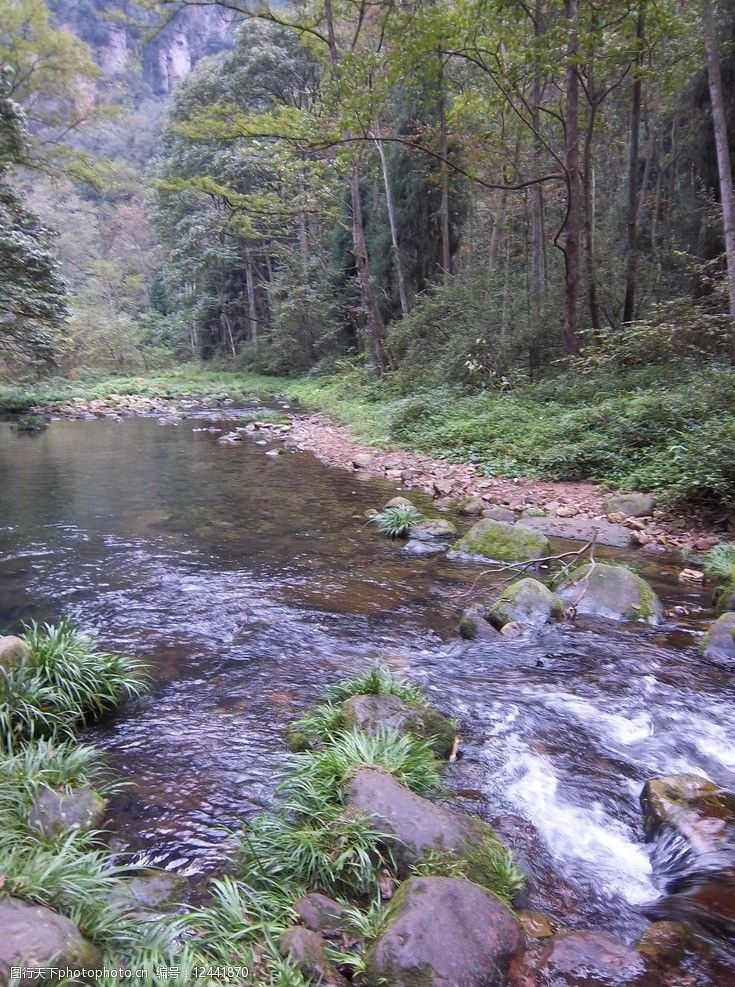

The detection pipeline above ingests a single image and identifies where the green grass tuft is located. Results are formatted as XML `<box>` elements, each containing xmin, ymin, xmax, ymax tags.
<box><xmin>325</xmin><ymin>665</ymin><xmax>428</xmax><ymax>707</ymax></box>
<box><xmin>702</xmin><ymin>542</ymin><xmax>735</xmax><ymax>581</ymax></box>
<box><xmin>368</xmin><ymin>504</ymin><xmax>425</xmax><ymax>538</ymax></box>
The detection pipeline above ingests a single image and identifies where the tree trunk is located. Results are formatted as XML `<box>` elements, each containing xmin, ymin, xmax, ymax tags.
<box><xmin>374</xmin><ymin>121</ymin><xmax>410</xmax><ymax>316</ymax></box>
<box><xmin>623</xmin><ymin>2</ymin><xmax>646</xmax><ymax>324</ymax></box>
<box><xmin>245</xmin><ymin>248</ymin><xmax>259</xmax><ymax>344</ymax></box>
<box><xmin>438</xmin><ymin>59</ymin><xmax>451</xmax><ymax>274</ymax></box>
<box><xmin>530</xmin><ymin>0</ymin><xmax>547</xmax><ymax>323</ymax></box>
<box><xmin>562</xmin><ymin>0</ymin><xmax>581</xmax><ymax>357</ymax></box>
<box><xmin>701</xmin><ymin>0</ymin><xmax>735</xmax><ymax>360</ymax></box>
<box><xmin>583</xmin><ymin>96</ymin><xmax>602</xmax><ymax>332</ymax></box>
<box><xmin>490</xmin><ymin>187</ymin><xmax>508</xmax><ymax>270</ymax></box>
<box><xmin>349</xmin><ymin>164</ymin><xmax>388</xmax><ymax>373</ymax></box>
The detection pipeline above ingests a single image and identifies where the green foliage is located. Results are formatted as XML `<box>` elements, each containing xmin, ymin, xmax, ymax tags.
<box><xmin>702</xmin><ymin>543</ymin><xmax>735</xmax><ymax>581</ymax></box>
<box><xmin>324</xmin><ymin>665</ymin><xmax>429</xmax><ymax>707</ymax></box>
<box><xmin>0</xmin><ymin>619</ymin><xmax>147</xmax><ymax>750</ymax></box>
<box><xmin>14</xmin><ymin>413</ymin><xmax>47</xmax><ymax>431</ymax></box>
<box><xmin>368</xmin><ymin>504</ymin><xmax>425</xmax><ymax>538</ymax></box>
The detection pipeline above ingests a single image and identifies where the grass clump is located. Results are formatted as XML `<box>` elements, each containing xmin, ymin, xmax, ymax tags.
<box><xmin>14</xmin><ymin>413</ymin><xmax>48</xmax><ymax>432</ymax></box>
<box><xmin>0</xmin><ymin>619</ymin><xmax>148</xmax><ymax>751</ymax></box>
<box><xmin>368</xmin><ymin>504</ymin><xmax>424</xmax><ymax>538</ymax></box>
<box><xmin>325</xmin><ymin>665</ymin><xmax>429</xmax><ymax>707</ymax></box>
<box><xmin>702</xmin><ymin>542</ymin><xmax>735</xmax><ymax>581</ymax></box>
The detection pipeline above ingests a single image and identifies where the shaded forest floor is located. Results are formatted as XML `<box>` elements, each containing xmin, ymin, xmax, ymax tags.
<box><xmin>1</xmin><ymin>363</ymin><xmax>733</xmax><ymax>549</ymax></box>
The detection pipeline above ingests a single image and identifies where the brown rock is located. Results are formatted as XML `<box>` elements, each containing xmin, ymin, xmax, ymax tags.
<box><xmin>294</xmin><ymin>893</ymin><xmax>349</xmax><ymax>937</ymax></box>
<box><xmin>535</xmin><ymin>931</ymin><xmax>654</xmax><ymax>986</ymax></box>
<box><xmin>637</xmin><ymin>921</ymin><xmax>691</xmax><ymax>967</ymax></box>
<box><xmin>641</xmin><ymin>774</ymin><xmax>734</xmax><ymax>854</ymax></box>
<box><xmin>278</xmin><ymin>926</ymin><xmax>347</xmax><ymax>986</ymax></box>
<box><xmin>0</xmin><ymin>635</ymin><xmax>31</xmax><ymax>671</ymax></box>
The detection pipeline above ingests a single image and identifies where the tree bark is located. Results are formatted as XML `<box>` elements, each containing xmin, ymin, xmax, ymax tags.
<box><xmin>622</xmin><ymin>2</ymin><xmax>646</xmax><ymax>324</ymax></box>
<box><xmin>701</xmin><ymin>0</ymin><xmax>735</xmax><ymax>360</ymax></box>
<box><xmin>245</xmin><ymin>248</ymin><xmax>259</xmax><ymax>344</ymax></box>
<box><xmin>349</xmin><ymin>165</ymin><xmax>389</xmax><ymax>372</ymax></box>
<box><xmin>562</xmin><ymin>0</ymin><xmax>581</xmax><ymax>357</ymax></box>
<box><xmin>530</xmin><ymin>0</ymin><xmax>547</xmax><ymax>323</ymax></box>
<box><xmin>438</xmin><ymin>59</ymin><xmax>451</xmax><ymax>274</ymax></box>
<box><xmin>374</xmin><ymin>120</ymin><xmax>410</xmax><ymax>316</ymax></box>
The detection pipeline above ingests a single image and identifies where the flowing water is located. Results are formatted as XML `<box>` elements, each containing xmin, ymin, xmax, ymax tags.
<box><xmin>1</xmin><ymin>412</ymin><xmax>733</xmax><ymax>980</ymax></box>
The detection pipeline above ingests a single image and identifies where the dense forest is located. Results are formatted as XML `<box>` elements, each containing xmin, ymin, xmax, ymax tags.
<box><xmin>2</xmin><ymin>0</ymin><xmax>735</xmax><ymax>508</ymax></box>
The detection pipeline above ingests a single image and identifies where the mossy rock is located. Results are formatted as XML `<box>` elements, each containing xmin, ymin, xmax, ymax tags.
<box><xmin>450</xmin><ymin>519</ymin><xmax>550</xmax><ymax>563</ymax></box>
<box><xmin>341</xmin><ymin>693</ymin><xmax>456</xmax><ymax>758</ymax></box>
<box><xmin>700</xmin><ymin>611</ymin><xmax>735</xmax><ymax>663</ymax></box>
<box><xmin>285</xmin><ymin>723</ymin><xmax>314</xmax><ymax>752</ymax></box>
<box><xmin>557</xmin><ymin>563</ymin><xmax>663</xmax><ymax>624</ymax></box>
<box><xmin>385</xmin><ymin>496</ymin><xmax>415</xmax><ymax>510</ymax></box>
<box><xmin>0</xmin><ymin>898</ymin><xmax>101</xmax><ymax>978</ymax></box>
<box><xmin>458</xmin><ymin>607</ymin><xmax>501</xmax><ymax>641</ymax></box>
<box><xmin>28</xmin><ymin>786</ymin><xmax>106</xmax><ymax>838</ymax></box>
<box><xmin>713</xmin><ymin>571</ymin><xmax>735</xmax><ymax>614</ymax></box>
<box><xmin>488</xmin><ymin>578</ymin><xmax>564</xmax><ymax>629</ymax></box>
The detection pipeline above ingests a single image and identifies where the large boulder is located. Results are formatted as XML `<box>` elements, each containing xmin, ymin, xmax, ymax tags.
<box><xmin>604</xmin><ymin>492</ymin><xmax>655</xmax><ymax>518</ymax></box>
<box><xmin>28</xmin><ymin>786</ymin><xmax>106</xmax><ymax>839</ymax></box>
<box><xmin>700</xmin><ymin>611</ymin><xmax>735</xmax><ymax>662</ymax></box>
<box><xmin>521</xmin><ymin>516</ymin><xmax>634</xmax><ymax>549</ymax></box>
<box><xmin>0</xmin><ymin>636</ymin><xmax>31</xmax><ymax>672</ymax></box>
<box><xmin>341</xmin><ymin>694</ymin><xmax>456</xmax><ymax>758</ymax></box>
<box><xmin>488</xmin><ymin>578</ymin><xmax>564</xmax><ymax>629</ymax></box>
<box><xmin>345</xmin><ymin>768</ymin><xmax>519</xmax><ymax>892</ymax></box>
<box><xmin>640</xmin><ymin>774</ymin><xmax>734</xmax><ymax>855</ymax></box>
<box><xmin>294</xmin><ymin>893</ymin><xmax>349</xmax><ymax>938</ymax></box>
<box><xmin>278</xmin><ymin>926</ymin><xmax>347</xmax><ymax>986</ymax></box>
<box><xmin>450</xmin><ymin>520</ymin><xmax>550</xmax><ymax>564</ymax></box>
<box><xmin>557</xmin><ymin>564</ymin><xmax>663</xmax><ymax>624</ymax></box>
<box><xmin>531</xmin><ymin>931</ymin><xmax>654</xmax><ymax>986</ymax></box>
<box><xmin>0</xmin><ymin>897</ymin><xmax>100</xmax><ymax>984</ymax></box>
<box><xmin>362</xmin><ymin>876</ymin><xmax>521</xmax><ymax>987</ymax></box>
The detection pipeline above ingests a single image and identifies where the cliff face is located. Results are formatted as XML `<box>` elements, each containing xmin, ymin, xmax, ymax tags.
<box><xmin>53</xmin><ymin>1</ymin><xmax>236</xmax><ymax>93</ymax></box>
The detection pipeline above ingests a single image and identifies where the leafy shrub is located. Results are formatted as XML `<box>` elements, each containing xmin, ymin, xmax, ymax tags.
<box><xmin>14</xmin><ymin>414</ymin><xmax>48</xmax><ymax>432</ymax></box>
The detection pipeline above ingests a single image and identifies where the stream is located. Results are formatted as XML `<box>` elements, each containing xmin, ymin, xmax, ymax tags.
<box><xmin>1</xmin><ymin>410</ymin><xmax>733</xmax><ymax>982</ymax></box>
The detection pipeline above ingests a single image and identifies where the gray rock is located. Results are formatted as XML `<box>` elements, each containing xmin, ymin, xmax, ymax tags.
<box><xmin>604</xmin><ymin>492</ymin><xmax>656</xmax><ymax>518</ymax></box>
<box><xmin>353</xmin><ymin>453</ymin><xmax>375</xmax><ymax>468</ymax></box>
<box><xmin>0</xmin><ymin>897</ymin><xmax>100</xmax><ymax>983</ymax></box>
<box><xmin>533</xmin><ymin>931</ymin><xmax>652</xmax><ymax>987</ymax></box>
<box><xmin>450</xmin><ymin>519</ymin><xmax>550</xmax><ymax>563</ymax></box>
<box><xmin>409</xmin><ymin>519</ymin><xmax>457</xmax><ymax>542</ymax></box>
<box><xmin>0</xmin><ymin>635</ymin><xmax>31</xmax><ymax>671</ymax></box>
<box><xmin>363</xmin><ymin>876</ymin><xmax>521</xmax><ymax>987</ymax></box>
<box><xmin>458</xmin><ymin>607</ymin><xmax>502</xmax><ymax>642</ymax></box>
<box><xmin>106</xmin><ymin>869</ymin><xmax>186</xmax><ymax>914</ymax></box>
<box><xmin>457</xmin><ymin>496</ymin><xmax>485</xmax><ymax>516</ymax></box>
<box><xmin>341</xmin><ymin>694</ymin><xmax>455</xmax><ymax>758</ymax></box>
<box><xmin>403</xmin><ymin>539</ymin><xmax>446</xmax><ymax>557</ymax></box>
<box><xmin>28</xmin><ymin>786</ymin><xmax>106</xmax><ymax>838</ymax></box>
<box><xmin>385</xmin><ymin>496</ymin><xmax>415</xmax><ymax>509</ymax></box>
<box><xmin>557</xmin><ymin>563</ymin><xmax>663</xmax><ymax>624</ymax></box>
<box><xmin>294</xmin><ymin>893</ymin><xmax>349</xmax><ymax>937</ymax></box>
<box><xmin>488</xmin><ymin>578</ymin><xmax>564</xmax><ymax>629</ymax></box>
<box><xmin>640</xmin><ymin>774</ymin><xmax>734</xmax><ymax>855</ymax></box>
<box><xmin>345</xmin><ymin>768</ymin><xmax>515</xmax><ymax>889</ymax></box>
<box><xmin>482</xmin><ymin>507</ymin><xmax>516</xmax><ymax>523</ymax></box>
<box><xmin>701</xmin><ymin>611</ymin><xmax>735</xmax><ymax>662</ymax></box>
<box><xmin>521</xmin><ymin>515</ymin><xmax>634</xmax><ymax>548</ymax></box>
<box><xmin>278</xmin><ymin>926</ymin><xmax>347</xmax><ymax>986</ymax></box>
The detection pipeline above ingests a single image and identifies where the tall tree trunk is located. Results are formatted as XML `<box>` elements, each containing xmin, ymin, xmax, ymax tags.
<box><xmin>438</xmin><ymin>59</ymin><xmax>451</xmax><ymax>274</ymax></box>
<box><xmin>490</xmin><ymin>187</ymin><xmax>508</xmax><ymax>270</ymax></box>
<box><xmin>623</xmin><ymin>2</ymin><xmax>646</xmax><ymax>324</ymax></box>
<box><xmin>701</xmin><ymin>0</ymin><xmax>735</xmax><ymax>360</ymax></box>
<box><xmin>530</xmin><ymin>0</ymin><xmax>547</xmax><ymax>323</ymax></box>
<box><xmin>374</xmin><ymin>121</ymin><xmax>410</xmax><ymax>316</ymax></box>
<box><xmin>245</xmin><ymin>248</ymin><xmax>259</xmax><ymax>344</ymax></box>
<box><xmin>349</xmin><ymin>165</ymin><xmax>388</xmax><ymax>372</ymax></box>
<box><xmin>583</xmin><ymin>97</ymin><xmax>602</xmax><ymax>332</ymax></box>
<box><xmin>562</xmin><ymin>0</ymin><xmax>581</xmax><ymax>357</ymax></box>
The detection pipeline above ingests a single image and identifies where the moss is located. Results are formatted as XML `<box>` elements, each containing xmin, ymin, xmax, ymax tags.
<box><xmin>488</xmin><ymin>577</ymin><xmax>564</xmax><ymax>628</ymax></box>
<box><xmin>452</xmin><ymin>519</ymin><xmax>550</xmax><ymax>563</ymax></box>
<box><xmin>636</xmin><ymin>580</ymin><xmax>658</xmax><ymax>621</ymax></box>
<box><xmin>713</xmin><ymin>571</ymin><xmax>735</xmax><ymax>614</ymax></box>
<box><xmin>458</xmin><ymin>614</ymin><xmax>479</xmax><ymax>640</ymax></box>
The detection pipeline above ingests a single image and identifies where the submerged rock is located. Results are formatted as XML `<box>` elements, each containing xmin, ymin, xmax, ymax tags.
<box><xmin>640</xmin><ymin>773</ymin><xmax>734</xmax><ymax>855</ymax></box>
<box><xmin>345</xmin><ymin>768</ymin><xmax>519</xmax><ymax>891</ymax></box>
<box><xmin>700</xmin><ymin>611</ymin><xmax>735</xmax><ymax>662</ymax></box>
<box><xmin>604</xmin><ymin>492</ymin><xmax>655</xmax><ymax>518</ymax></box>
<box><xmin>409</xmin><ymin>519</ymin><xmax>457</xmax><ymax>542</ymax></box>
<box><xmin>521</xmin><ymin>515</ymin><xmax>634</xmax><ymax>549</ymax></box>
<box><xmin>0</xmin><ymin>635</ymin><xmax>31</xmax><ymax>671</ymax></box>
<box><xmin>28</xmin><ymin>786</ymin><xmax>106</xmax><ymax>838</ymax></box>
<box><xmin>637</xmin><ymin>921</ymin><xmax>691</xmax><ymax>967</ymax></box>
<box><xmin>106</xmin><ymin>868</ymin><xmax>186</xmax><ymax>914</ymax></box>
<box><xmin>530</xmin><ymin>931</ymin><xmax>653</xmax><ymax>986</ymax></box>
<box><xmin>0</xmin><ymin>897</ymin><xmax>100</xmax><ymax>980</ymax></box>
<box><xmin>450</xmin><ymin>519</ymin><xmax>550</xmax><ymax>564</ymax></box>
<box><xmin>403</xmin><ymin>539</ymin><xmax>446</xmax><ymax>557</ymax></box>
<box><xmin>278</xmin><ymin>926</ymin><xmax>347</xmax><ymax>986</ymax></box>
<box><xmin>458</xmin><ymin>606</ymin><xmax>502</xmax><ymax>642</ymax></box>
<box><xmin>362</xmin><ymin>876</ymin><xmax>521</xmax><ymax>987</ymax></box>
<box><xmin>488</xmin><ymin>578</ymin><xmax>564</xmax><ymax>629</ymax></box>
<box><xmin>341</xmin><ymin>694</ymin><xmax>455</xmax><ymax>758</ymax></box>
<box><xmin>557</xmin><ymin>563</ymin><xmax>663</xmax><ymax>624</ymax></box>
<box><xmin>294</xmin><ymin>893</ymin><xmax>349</xmax><ymax>937</ymax></box>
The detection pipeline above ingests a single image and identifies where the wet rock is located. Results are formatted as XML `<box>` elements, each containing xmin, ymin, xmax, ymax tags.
<box><xmin>294</xmin><ymin>893</ymin><xmax>349</xmax><ymax>937</ymax></box>
<box><xmin>0</xmin><ymin>635</ymin><xmax>31</xmax><ymax>671</ymax></box>
<box><xmin>403</xmin><ymin>539</ymin><xmax>446</xmax><ymax>557</ymax></box>
<box><xmin>521</xmin><ymin>515</ymin><xmax>634</xmax><ymax>549</ymax></box>
<box><xmin>409</xmin><ymin>519</ymin><xmax>457</xmax><ymax>541</ymax></box>
<box><xmin>0</xmin><ymin>897</ymin><xmax>100</xmax><ymax>981</ymax></box>
<box><xmin>483</xmin><ymin>507</ymin><xmax>517</xmax><ymax>523</ymax></box>
<box><xmin>217</xmin><ymin>432</ymin><xmax>242</xmax><ymax>445</ymax></box>
<box><xmin>457</xmin><ymin>496</ymin><xmax>485</xmax><ymax>516</ymax></box>
<box><xmin>604</xmin><ymin>492</ymin><xmax>656</xmax><ymax>518</ymax></box>
<box><xmin>450</xmin><ymin>519</ymin><xmax>550</xmax><ymax>564</ymax></box>
<box><xmin>640</xmin><ymin>774</ymin><xmax>734</xmax><ymax>854</ymax></box>
<box><xmin>341</xmin><ymin>694</ymin><xmax>456</xmax><ymax>758</ymax></box>
<box><xmin>637</xmin><ymin>921</ymin><xmax>691</xmax><ymax>967</ymax></box>
<box><xmin>353</xmin><ymin>453</ymin><xmax>375</xmax><ymax>468</ymax></box>
<box><xmin>106</xmin><ymin>868</ymin><xmax>186</xmax><ymax>914</ymax></box>
<box><xmin>345</xmin><ymin>768</ymin><xmax>517</xmax><ymax>889</ymax></box>
<box><xmin>458</xmin><ymin>606</ymin><xmax>502</xmax><ymax>642</ymax></box>
<box><xmin>526</xmin><ymin>931</ymin><xmax>653</xmax><ymax>986</ymax></box>
<box><xmin>28</xmin><ymin>786</ymin><xmax>106</xmax><ymax>838</ymax></box>
<box><xmin>488</xmin><ymin>578</ymin><xmax>564</xmax><ymax>629</ymax></box>
<box><xmin>278</xmin><ymin>926</ymin><xmax>348</xmax><ymax>986</ymax></box>
<box><xmin>385</xmin><ymin>496</ymin><xmax>415</xmax><ymax>509</ymax></box>
<box><xmin>557</xmin><ymin>563</ymin><xmax>663</xmax><ymax>624</ymax></box>
<box><xmin>362</xmin><ymin>876</ymin><xmax>521</xmax><ymax>987</ymax></box>
<box><xmin>701</xmin><ymin>611</ymin><xmax>735</xmax><ymax>662</ymax></box>
<box><xmin>517</xmin><ymin>911</ymin><xmax>559</xmax><ymax>941</ymax></box>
